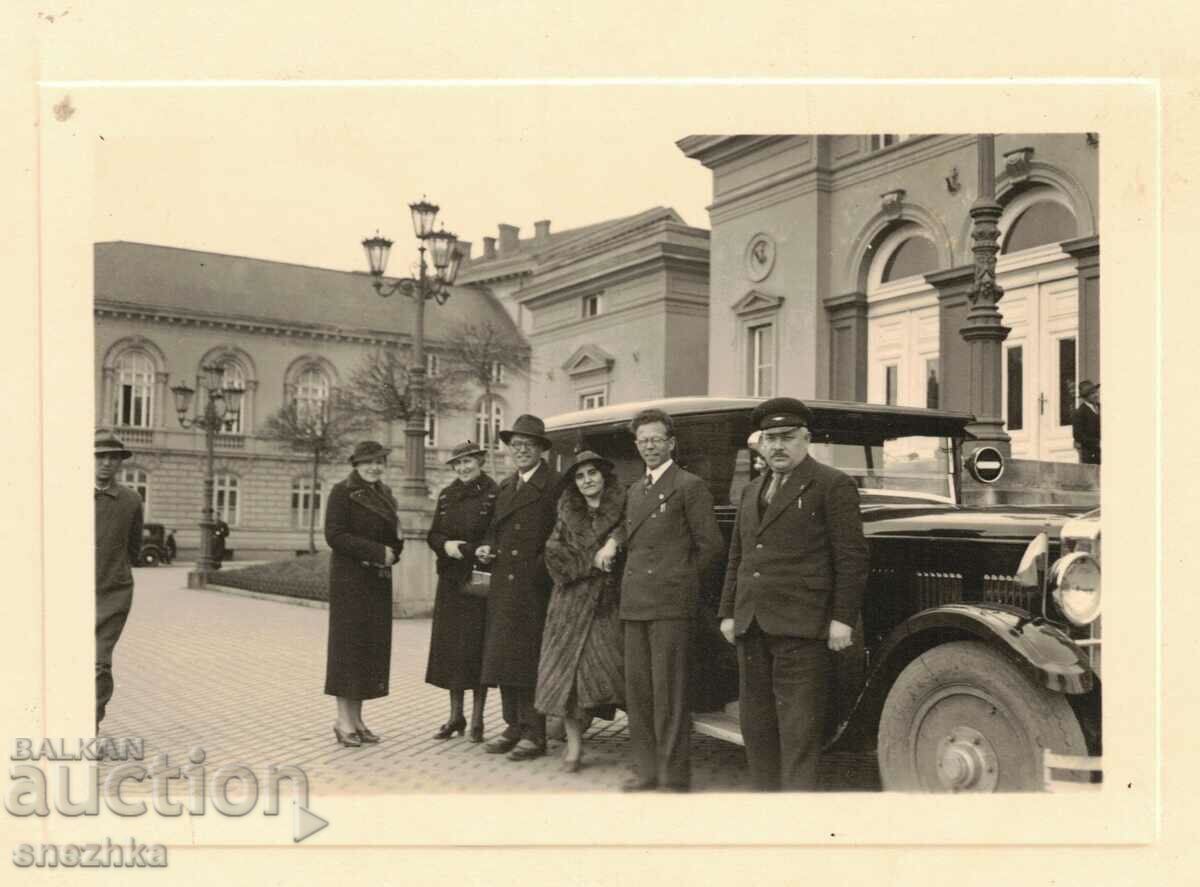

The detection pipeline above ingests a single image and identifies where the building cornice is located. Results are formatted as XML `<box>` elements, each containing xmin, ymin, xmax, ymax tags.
<box><xmin>516</xmin><ymin>244</ymin><xmax>708</xmax><ymax>307</ymax></box>
<box><xmin>677</xmin><ymin>135</ymin><xmax>795</xmax><ymax>168</ymax></box>
<box><xmin>709</xmin><ymin>168</ymin><xmax>833</xmax><ymax>226</ymax></box>
<box><xmin>95</xmin><ymin>300</ymin><xmax>426</xmax><ymax>347</ymax></box>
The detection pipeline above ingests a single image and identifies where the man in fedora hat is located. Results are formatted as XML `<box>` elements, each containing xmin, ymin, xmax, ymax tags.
<box><xmin>474</xmin><ymin>414</ymin><xmax>561</xmax><ymax>760</ymax></box>
<box><xmin>1072</xmin><ymin>380</ymin><xmax>1101</xmax><ymax>465</ymax></box>
<box><xmin>94</xmin><ymin>430</ymin><xmax>144</xmax><ymax>733</ymax></box>
<box><xmin>718</xmin><ymin>397</ymin><xmax>868</xmax><ymax>791</ymax></box>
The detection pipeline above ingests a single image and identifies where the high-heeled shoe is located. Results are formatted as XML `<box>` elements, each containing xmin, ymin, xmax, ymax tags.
<box><xmin>355</xmin><ymin>725</ymin><xmax>380</xmax><ymax>743</ymax></box>
<box><xmin>333</xmin><ymin>725</ymin><xmax>362</xmax><ymax>748</ymax></box>
<box><xmin>433</xmin><ymin>716</ymin><xmax>467</xmax><ymax>740</ymax></box>
<box><xmin>467</xmin><ymin>723</ymin><xmax>484</xmax><ymax>743</ymax></box>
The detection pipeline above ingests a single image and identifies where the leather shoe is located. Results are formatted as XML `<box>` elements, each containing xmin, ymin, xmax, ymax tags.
<box><xmin>355</xmin><ymin>726</ymin><xmax>380</xmax><ymax>744</ymax></box>
<box><xmin>506</xmin><ymin>742</ymin><xmax>546</xmax><ymax>761</ymax></box>
<box><xmin>620</xmin><ymin>776</ymin><xmax>658</xmax><ymax>792</ymax></box>
<box><xmin>484</xmin><ymin>735</ymin><xmax>520</xmax><ymax>755</ymax></box>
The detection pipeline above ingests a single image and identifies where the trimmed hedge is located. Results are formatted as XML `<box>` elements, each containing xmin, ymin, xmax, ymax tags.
<box><xmin>208</xmin><ymin>552</ymin><xmax>331</xmax><ymax>602</ymax></box>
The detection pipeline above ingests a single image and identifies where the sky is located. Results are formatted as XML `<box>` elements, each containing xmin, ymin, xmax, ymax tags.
<box><xmin>85</xmin><ymin>86</ymin><xmax>715</xmax><ymax>273</ymax></box>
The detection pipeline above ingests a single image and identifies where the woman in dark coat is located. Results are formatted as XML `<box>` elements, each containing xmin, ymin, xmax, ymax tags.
<box><xmin>535</xmin><ymin>450</ymin><xmax>627</xmax><ymax>772</ymax></box>
<box><xmin>425</xmin><ymin>441</ymin><xmax>498</xmax><ymax>741</ymax></box>
<box><xmin>324</xmin><ymin>440</ymin><xmax>404</xmax><ymax>747</ymax></box>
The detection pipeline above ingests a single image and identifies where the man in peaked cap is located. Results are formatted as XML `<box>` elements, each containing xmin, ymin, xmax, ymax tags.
<box><xmin>94</xmin><ymin>430</ymin><xmax>144</xmax><ymax>734</ymax></box>
<box><xmin>1072</xmin><ymin>380</ymin><xmax>1101</xmax><ymax>465</ymax></box>
<box><xmin>717</xmin><ymin>397</ymin><xmax>869</xmax><ymax>791</ymax></box>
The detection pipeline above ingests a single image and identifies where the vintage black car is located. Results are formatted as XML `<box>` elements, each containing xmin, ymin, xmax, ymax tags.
<box><xmin>544</xmin><ymin>396</ymin><xmax>1102</xmax><ymax>792</ymax></box>
<box><xmin>139</xmin><ymin>522</ymin><xmax>170</xmax><ymax>567</ymax></box>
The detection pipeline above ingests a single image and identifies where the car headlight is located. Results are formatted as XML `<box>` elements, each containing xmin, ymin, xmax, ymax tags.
<box><xmin>1050</xmin><ymin>552</ymin><xmax>1101</xmax><ymax>626</ymax></box>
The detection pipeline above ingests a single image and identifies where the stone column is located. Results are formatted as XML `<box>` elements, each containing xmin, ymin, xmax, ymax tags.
<box><xmin>960</xmin><ymin>135</ymin><xmax>1011</xmax><ymax>455</ymax></box>
<box><xmin>823</xmin><ymin>291</ymin><xmax>867</xmax><ymax>401</ymax></box>
<box><xmin>926</xmin><ymin>266</ymin><xmax>975</xmax><ymax>414</ymax></box>
<box><xmin>1062</xmin><ymin>235</ymin><xmax>1100</xmax><ymax>384</ymax></box>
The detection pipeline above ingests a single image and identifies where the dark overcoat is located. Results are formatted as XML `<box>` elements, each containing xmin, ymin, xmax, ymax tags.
<box><xmin>718</xmin><ymin>455</ymin><xmax>869</xmax><ymax>638</ymax></box>
<box><xmin>424</xmin><ymin>472</ymin><xmax>499</xmax><ymax>690</ymax></box>
<box><xmin>1072</xmin><ymin>403</ymin><xmax>1101</xmax><ymax>464</ymax></box>
<box><xmin>324</xmin><ymin>470</ymin><xmax>403</xmax><ymax>700</ymax></box>
<box><xmin>534</xmin><ymin>481</ymin><xmax>626</xmax><ymax>720</ymax></box>
<box><xmin>479</xmin><ymin>460</ymin><xmax>560</xmax><ymax>689</ymax></box>
<box><xmin>617</xmin><ymin>463</ymin><xmax>725</xmax><ymax>621</ymax></box>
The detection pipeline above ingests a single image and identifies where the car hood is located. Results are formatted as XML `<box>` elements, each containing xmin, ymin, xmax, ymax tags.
<box><xmin>861</xmin><ymin>503</ymin><xmax>1085</xmax><ymax>542</ymax></box>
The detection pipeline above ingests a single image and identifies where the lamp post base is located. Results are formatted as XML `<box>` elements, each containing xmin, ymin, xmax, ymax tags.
<box><xmin>187</xmin><ymin>569</ymin><xmax>211</xmax><ymax>589</ymax></box>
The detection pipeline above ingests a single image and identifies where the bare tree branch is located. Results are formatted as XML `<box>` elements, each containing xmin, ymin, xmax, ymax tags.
<box><xmin>342</xmin><ymin>347</ymin><xmax>469</xmax><ymax>422</ymax></box>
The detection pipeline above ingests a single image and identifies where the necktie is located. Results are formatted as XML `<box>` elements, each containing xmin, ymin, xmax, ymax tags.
<box><xmin>645</xmin><ymin>473</ymin><xmax>654</xmax><ymax>495</ymax></box>
<box><xmin>763</xmin><ymin>472</ymin><xmax>783</xmax><ymax>505</ymax></box>
<box><xmin>515</xmin><ymin>474</ymin><xmax>523</xmax><ymax>492</ymax></box>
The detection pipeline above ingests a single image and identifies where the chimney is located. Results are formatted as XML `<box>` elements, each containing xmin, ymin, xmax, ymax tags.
<box><xmin>534</xmin><ymin>219</ymin><xmax>551</xmax><ymax>243</ymax></box>
<box><xmin>498</xmin><ymin>224</ymin><xmax>520</xmax><ymax>253</ymax></box>
<box><xmin>483</xmin><ymin>236</ymin><xmax>497</xmax><ymax>259</ymax></box>
<box><xmin>456</xmin><ymin>240</ymin><xmax>473</xmax><ymax>262</ymax></box>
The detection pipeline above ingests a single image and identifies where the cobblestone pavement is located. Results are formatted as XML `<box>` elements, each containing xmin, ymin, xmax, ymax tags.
<box><xmin>100</xmin><ymin>566</ymin><xmax>880</xmax><ymax>796</ymax></box>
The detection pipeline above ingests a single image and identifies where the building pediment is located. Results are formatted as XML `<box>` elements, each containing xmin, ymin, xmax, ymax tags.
<box><xmin>731</xmin><ymin>289</ymin><xmax>785</xmax><ymax>316</ymax></box>
<box><xmin>562</xmin><ymin>344</ymin><xmax>615</xmax><ymax>377</ymax></box>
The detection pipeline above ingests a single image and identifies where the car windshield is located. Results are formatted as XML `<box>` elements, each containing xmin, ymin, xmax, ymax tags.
<box><xmin>547</xmin><ymin>416</ymin><xmax>955</xmax><ymax>506</ymax></box>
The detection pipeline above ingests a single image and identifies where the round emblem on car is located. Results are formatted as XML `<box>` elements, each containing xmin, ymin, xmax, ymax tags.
<box><xmin>966</xmin><ymin>446</ymin><xmax>1005</xmax><ymax>484</ymax></box>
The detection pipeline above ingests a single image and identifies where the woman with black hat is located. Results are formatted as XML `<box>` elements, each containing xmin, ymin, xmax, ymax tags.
<box><xmin>325</xmin><ymin>440</ymin><xmax>404</xmax><ymax>747</ymax></box>
<box><xmin>534</xmin><ymin>450</ymin><xmax>627</xmax><ymax>772</ymax></box>
<box><xmin>425</xmin><ymin>441</ymin><xmax>499</xmax><ymax>741</ymax></box>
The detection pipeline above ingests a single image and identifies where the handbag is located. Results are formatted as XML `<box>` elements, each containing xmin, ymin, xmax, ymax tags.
<box><xmin>462</xmin><ymin>569</ymin><xmax>491</xmax><ymax>599</ymax></box>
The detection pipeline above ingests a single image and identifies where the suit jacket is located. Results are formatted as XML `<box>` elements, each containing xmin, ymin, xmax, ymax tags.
<box><xmin>1072</xmin><ymin>403</ymin><xmax>1101</xmax><ymax>462</ymax></box>
<box><xmin>718</xmin><ymin>455</ymin><xmax>869</xmax><ymax>639</ymax></box>
<box><xmin>616</xmin><ymin>462</ymin><xmax>724</xmax><ymax>621</ymax></box>
<box><xmin>479</xmin><ymin>460</ymin><xmax>561</xmax><ymax>686</ymax></box>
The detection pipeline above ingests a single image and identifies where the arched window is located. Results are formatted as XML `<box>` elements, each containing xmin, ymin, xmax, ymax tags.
<box><xmin>113</xmin><ymin>352</ymin><xmax>156</xmax><ymax>428</ymax></box>
<box><xmin>475</xmin><ymin>398</ymin><xmax>505</xmax><ymax>449</ymax></box>
<box><xmin>213</xmin><ymin>362</ymin><xmax>246</xmax><ymax>434</ymax></box>
<box><xmin>1002</xmin><ymin>200</ymin><xmax>1078</xmax><ymax>254</ymax></box>
<box><xmin>213</xmin><ymin>473</ymin><xmax>240</xmax><ymax>525</ymax></box>
<box><xmin>295</xmin><ymin>367</ymin><xmax>329</xmax><ymax>423</ymax></box>
<box><xmin>881</xmin><ymin>236</ymin><xmax>939</xmax><ymax>283</ymax></box>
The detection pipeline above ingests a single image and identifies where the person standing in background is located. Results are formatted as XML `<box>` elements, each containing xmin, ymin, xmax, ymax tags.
<box><xmin>1072</xmin><ymin>380</ymin><xmax>1101</xmax><ymax>465</ymax></box>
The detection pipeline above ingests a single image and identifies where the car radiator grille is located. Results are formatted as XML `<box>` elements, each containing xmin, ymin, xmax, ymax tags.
<box><xmin>981</xmin><ymin>573</ymin><xmax>1038</xmax><ymax>608</ymax></box>
<box><xmin>914</xmin><ymin>571</ymin><xmax>964</xmax><ymax>609</ymax></box>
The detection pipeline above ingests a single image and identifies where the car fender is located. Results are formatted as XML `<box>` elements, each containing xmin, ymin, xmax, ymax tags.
<box><xmin>874</xmin><ymin>603</ymin><xmax>1093</xmax><ymax>695</ymax></box>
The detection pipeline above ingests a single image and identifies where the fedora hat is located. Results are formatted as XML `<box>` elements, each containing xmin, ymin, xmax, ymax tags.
<box><xmin>445</xmin><ymin>440</ymin><xmax>488</xmax><ymax>465</ymax></box>
<box><xmin>349</xmin><ymin>440</ymin><xmax>391</xmax><ymax>465</ymax></box>
<box><xmin>1078</xmin><ymin>380</ymin><xmax>1100</xmax><ymax>397</ymax></box>
<box><xmin>498</xmin><ymin>414</ymin><xmax>550</xmax><ymax>448</ymax></box>
<box><xmin>563</xmin><ymin>448</ymin><xmax>615</xmax><ymax>478</ymax></box>
<box><xmin>94</xmin><ymin>430</ymin><xmax>132</xmax><ymax>460</ymax></box>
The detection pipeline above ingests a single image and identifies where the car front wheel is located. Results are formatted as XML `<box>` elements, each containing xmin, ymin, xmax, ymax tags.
<box><xmin>140</xmin><ymin>550</ymin><xmax>159</xmax><ymax>567</ymax></box>
<box><xmin>877</xmin><ymin>640</ymin><xmax>1087</xmax><ymax>792</ymax></box>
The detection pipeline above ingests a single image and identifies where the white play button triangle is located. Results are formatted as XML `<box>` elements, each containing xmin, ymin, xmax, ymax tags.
<box><xmin>293</xmin><ymin>803</ymin><xmax>329</xmax><ymax>843</ymax></box>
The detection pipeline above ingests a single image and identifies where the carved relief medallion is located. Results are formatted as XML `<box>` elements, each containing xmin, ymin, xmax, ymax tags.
<box><xmin>744</xmin><ymin>232</ymin><xmax>776</xmax><ymax>282</ymax></box>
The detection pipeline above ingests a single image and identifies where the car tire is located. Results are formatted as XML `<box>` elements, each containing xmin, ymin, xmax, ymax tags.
<box><xmin>140</xmin><ymin>551</ymin><xmax>159</xmax><ymax>567</ymax></box>
<box><xmin>877</xmin><ymin>640</ymin><xmax>1087</xmax><ymax>792</ymax></box>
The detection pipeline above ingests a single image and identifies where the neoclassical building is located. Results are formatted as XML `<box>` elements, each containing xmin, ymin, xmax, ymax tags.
<box><xmin>455</xmin><ymin>206</ymin><xmax>711</xmax><ymax>416</ymax></box>
<box><xmin>678</xmin><ymin>134</ymin><xmax>1099</xmax><ymax>466</ymax></box>
<box><xmin>95</xmin><ymin>241</ymin><xmax>527</xmax><ymax>559</ymax></box>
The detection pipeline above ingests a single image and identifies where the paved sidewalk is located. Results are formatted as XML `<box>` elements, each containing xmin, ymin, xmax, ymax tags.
<box><xmin>100</xmin><ymin>567</ymin><xmax>878</xmax><ymax>795</ymax></box>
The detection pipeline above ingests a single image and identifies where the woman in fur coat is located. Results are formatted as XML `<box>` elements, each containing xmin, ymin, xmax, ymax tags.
<box><xmin>535</xmin><ymin>450</ymin><xmax>626</xmax><ymax>772</ymax></box>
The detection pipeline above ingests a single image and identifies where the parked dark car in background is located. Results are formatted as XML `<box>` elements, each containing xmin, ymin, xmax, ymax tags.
<box><xmin>139</xmin><ymin>522</ymin><xmax>169</xmax><ymax>567</ymax></box>
<box><xmin>545</xmin><ymin>396</ymin><xmax>1102</xmax><ymax>792</ymax></box>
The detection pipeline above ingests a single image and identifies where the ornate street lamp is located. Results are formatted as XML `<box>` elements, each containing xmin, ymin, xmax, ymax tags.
<box><xmin>170</xmin><ymin>364</ymin><xmax>244</xmax><ymax>587</ymax></box>
<box><xmin>361</xmin><ymin>197</ymin><xmax>464</xmax><ymax>499</ymax></box>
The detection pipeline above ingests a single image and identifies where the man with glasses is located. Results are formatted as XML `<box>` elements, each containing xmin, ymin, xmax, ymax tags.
<box><xmin>597</xmin><ymin>408</ymin><xmax>723</xmax><ymax>791</ymax></box>
<box><xmin>718</xmin><ymin>397</ymin><xmax>868</xmax><ymax>791</ymax></box>
<box><xmin>474</xmin><ymin>414</ymin><xmax>560</xmax><ymax>761</ymax></box>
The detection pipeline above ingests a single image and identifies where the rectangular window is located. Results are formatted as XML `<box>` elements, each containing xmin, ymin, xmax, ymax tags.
<box><xmin>581</xmin><ymin>294</ymin><xmax>602</xmax><ymax>318</ymax></box>
<box><xmin>426</xmin><ymin>353</ymin><xmax>439</xmax><ymax>377</ymax></box>
<box><xmin>1058</xmin><ymin>337</ymin><xmax>1077</xmax><ymax>426</ymax></box>
<box><xmin>425</xmin><ymin>411</ymin><xmax>437</xmax><ymax>447</ymax></box>
<box><xmin>747</xmin><ymin>323</ymin><xmax>775</xmax><ymax>397</ymax></box>
<box><xmin>1007</xmin><ymin>346</ymin><xmax>1024</xmax><ymax>431</ymax></box>
<box><xmin>579</xmin><ymin>390</ymin><xmax>607</xmax><ymax>410</ymax></box>
<box><xmin>491</xmin><ymin>362</ymin><xmax>505</xmax><ymax>384</ymax></box>
<box><xmin>213</xmin><ymin>474</ymin><xmax>240</xmax><ymax>526</ymax></box>
<box><xmin>291</xmin><ymin>479</ymin><xmax>323</xmax><ymax>530</ymax></box>
<box><xmin>884</xmin><ymin>364</ymin><xmax>899</xmax><ymax>406</ymax></box>
<box><xmin>120</xmin><ymin>468</ymin><xmax>149</xmax><ymax>518</ymax></box>
<box><xmin>924</xmin><ymin>359</ymin><xmax>940</xmax><ymax>409</ymax></box>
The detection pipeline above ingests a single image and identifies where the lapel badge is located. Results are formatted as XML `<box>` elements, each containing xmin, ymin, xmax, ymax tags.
<box><xmin>658</xmin><ymin>493</ymin><xmax>665</xmax><ymax>500</ymax></box>
<box><xmin>796</xmin><ymin>497</ymin><xmax>803</xmax><ymax>510</ymax></box>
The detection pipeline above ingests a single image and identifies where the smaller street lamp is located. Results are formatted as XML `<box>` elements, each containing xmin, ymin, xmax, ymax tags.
<box><xmin>170</xmin><ymin>364</ymin><xmax>244</xmax><ymax>586</ymax></box>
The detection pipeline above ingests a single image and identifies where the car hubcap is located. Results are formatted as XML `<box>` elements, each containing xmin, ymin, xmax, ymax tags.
<box><xmin>935</xmin><ymin>726</ymin><xmax>999</xmax><ymax>792</ymax></box>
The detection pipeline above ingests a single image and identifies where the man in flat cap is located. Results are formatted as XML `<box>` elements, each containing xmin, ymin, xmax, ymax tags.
<box><xmin>1072</xmin><ymin>380</ymin><xmax>1100</xmax><ymax>465</ymax></box>
<box><xmin>94</xmin><ymin>430</ymin><xmax>144</xmax><ymax>733</ymax></box>
<box><xmin>718</xmin><ymin>398</ymin><xmax>869</xmax><ymax>791</ymax></box>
